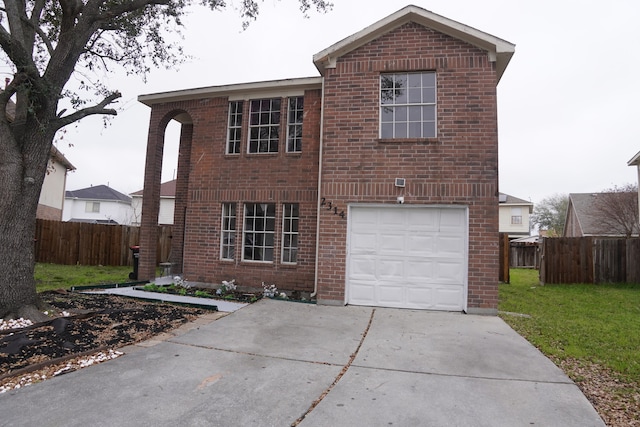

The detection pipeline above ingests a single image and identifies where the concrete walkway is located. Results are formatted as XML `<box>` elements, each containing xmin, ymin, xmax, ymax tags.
<box><xmin>0</xmin><ymin>300</ymin><xmax>605</xmax><ymax>426</ymax></box>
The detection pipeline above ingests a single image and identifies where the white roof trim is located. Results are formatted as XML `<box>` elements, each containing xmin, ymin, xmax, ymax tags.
<box><xmin>313</xmin><ymin>5</ymin><xmax>515</xmax><ymax>81</ymax></box>
<box><xmin>627</xmin><ymin>150</ymin><xmax>640</xmax><ymax>166</ymax></box>
<box><xmin>138</xmin><ymin>77</ymin><xmax>322</xmax><ymax>106</ymax></box>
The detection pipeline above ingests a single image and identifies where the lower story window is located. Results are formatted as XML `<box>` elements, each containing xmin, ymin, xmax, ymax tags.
<box><xmin>221</xmin><ymin>203</ymin><xmax>236</xmax><ymax>260</ymax></box>
<box><xmin>243</xmin><ymin>203</ymin><xmax>276</xmax><ymax>262</ymax></box>
<box><xmin>282</xmin><ymin>203</ymin><xmax>299</xmax><ymax>263</ymax></box>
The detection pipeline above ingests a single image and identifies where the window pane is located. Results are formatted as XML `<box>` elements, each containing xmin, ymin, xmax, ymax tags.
<box><xmin>395</xmin><ymin>122</ymin><xmax>407</xmax><ymax>138</ymax></box>
<box><xmin>380</xmin><ymin>72</ymin><xmax>437</xmax><ymax>139</ymax></box>
<box><xmin>408</xmin><ymin>121</ymin><xmax>422</xmax><ymax>138</ymax></box>
<box><xmin>381</xmin><ymin>123</ymin><xmax>393</xmax><ymax>138</ymax></box>
<box><xmin>423</xmin><ymin>121</ymin><xmax>436</xmax><ymax>138</ymax></box>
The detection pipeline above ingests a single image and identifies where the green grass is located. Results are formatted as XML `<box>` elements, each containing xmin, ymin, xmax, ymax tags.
<box><xmin>34</xmin><ymin>263</ymin><xmax>133</xmax><ymax>292</ymax></box>
<box><xmin>500</xmin><ymin>268</ymin><xmax>640</xmax><ymax>383</ymax></box>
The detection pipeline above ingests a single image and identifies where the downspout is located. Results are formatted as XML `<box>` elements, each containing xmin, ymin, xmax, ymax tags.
<box><xmin>311</xmin><ymin>77</ymin><xmax>326</xmax><ymax>299</ymax></box>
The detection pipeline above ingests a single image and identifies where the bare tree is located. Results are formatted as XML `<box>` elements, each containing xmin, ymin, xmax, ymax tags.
<box><xmin>590</xmin><ymin>184</ymin><xmax>639</xmax><ymax>238</ymax></box>
<box><xmin>0</xmin><ymin>0</ymin><xmax>332</xmax><ymax>321</ymax></box>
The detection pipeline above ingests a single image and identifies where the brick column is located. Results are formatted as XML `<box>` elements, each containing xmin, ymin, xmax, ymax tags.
<box><xmin>139</xmin><ymin>109</ymin><xmax>165</xmax><ymax>281</ymax></box>
<box><xmin>169</xmin><ymin>123</ymin><xmax>193</xmax><ymax>274</ymax></box>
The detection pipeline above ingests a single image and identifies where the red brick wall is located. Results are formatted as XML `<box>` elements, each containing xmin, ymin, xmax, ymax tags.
<box><xmin>143</xmin><ymin>90</ymin><xmax>322</xmax><ymax>291</ymax></box>
<box><xmin>316</xmin><ymin>23</ymin><xmax>500</xmax><ymax>310</ymax></box>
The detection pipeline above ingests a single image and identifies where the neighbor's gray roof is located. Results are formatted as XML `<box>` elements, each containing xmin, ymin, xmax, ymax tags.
<box><xmin>499</xmin><ymin>193</ymin><xmax>532</xmax><ymax>205</ymax></box>
<box><xmin>65</xmin><ymin>185</ymin><xmax>131</xmax><ymax>203</ymax></box>
<box><xmin>567</xmin><ymin>193</ymin><xmax>636</xmax><ymax>236</ymax></box>
<box><xmin>130</xmin><ymin>180</ymin><xmax>176</xmax><ymax>198</ymax></box>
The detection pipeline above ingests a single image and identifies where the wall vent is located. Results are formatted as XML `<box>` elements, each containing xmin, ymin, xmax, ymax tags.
<box><xmin>395</xmin><ymin>178</ymin><xmax>406</xmax><ymax>188</ymax></box>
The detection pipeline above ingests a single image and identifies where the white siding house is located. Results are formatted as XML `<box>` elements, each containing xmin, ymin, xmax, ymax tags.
<box><xmin>499</xmin><ymin>193</ymin><xmax>533</xmax><ymax>239</ymax></box>
<box><xmin>130</xmin><ymin>180</ymin><xmax>176</xmax><ymax>225</ymax></box>
<box><xmin>63</xmin><ymin>185</ymin><xmax>134</xmax><ymax>225</ymax></box>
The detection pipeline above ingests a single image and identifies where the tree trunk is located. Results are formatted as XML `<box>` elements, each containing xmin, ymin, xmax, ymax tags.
<box><xmin>0</xmin><ymin>122</ymin><xmax>54</xmax><ymax>322</ymax></box>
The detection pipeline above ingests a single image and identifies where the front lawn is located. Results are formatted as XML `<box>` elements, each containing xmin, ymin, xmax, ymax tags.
<box><xmin>499</xmin><ymin>268</ymin><xmax>640</xmax><ymax>383</ymax></box>
<box><xmin>34</xmin><ymin>263</ymin><xmax>133</xmax><ymax>292</ymax></box>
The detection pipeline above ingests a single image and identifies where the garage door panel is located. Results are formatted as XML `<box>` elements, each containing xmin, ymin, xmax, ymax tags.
<box><xmin>347</xmin><ymin>206</ymin><xmax>467</xmax><ymax>311</ymax></box>
<box><xmin>406</xmin><ymin>234</ymin><xmax>435</xmax><ymax>255</ymax></box>
<box><xmin>348</xmin><ymin>280</ymin><xmax>376</xmax><ymax>305</ymax></box>
<box><xmin>435</xmin><ymin>236</ymin><xmax>465</xmax><ymax>256</ymax></box>
<box><xmin>377</xmin><ymin>284</ymin><xmax>404</xmax><ymax>306</ymax></box>
<box><xmin>435</xmin><ymin>260</ymin><xmax>465</xmax><ymax>283</ymax></box>
<box><xmin>378</xmin><ymin>259</ymin><xmax>404</xmax><ymax>278</ymax></box>
<box><xmin>379</xmin><ymin>234</ymin><xmax>405</xmax><ymax>255</ymax></box>
<box><xmin>433</xmin><ymin>286</ymin><xmax>464</xmax><ymax>310</ymax></box>
<box><xmin>351</xmin><ymin>232</ymin><xmax>377</xmax><ymax>254</ymax></box>
<box><xmin>349</xmin><ymin>256</ymin><xmax>377</xmax><ymax>280</ymax></box>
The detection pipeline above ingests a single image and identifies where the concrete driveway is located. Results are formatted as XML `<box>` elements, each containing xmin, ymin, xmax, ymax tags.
<box><xmin>0</xmin><ymin>299</ymin><xmax>605</xmax><ymax>426</ymax></box>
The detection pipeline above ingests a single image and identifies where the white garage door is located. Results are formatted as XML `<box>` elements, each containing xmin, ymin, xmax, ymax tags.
<box><xmin>346</xmin><ymin>205</ymin><xmax>467</xmax><ymax>311</ymax></box>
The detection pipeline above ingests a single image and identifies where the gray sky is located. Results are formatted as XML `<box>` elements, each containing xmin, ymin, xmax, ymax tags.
<box><xmin>40</xmin><ymin>0</ymin><xmax>640</xmax><ymax>205</ymax></box>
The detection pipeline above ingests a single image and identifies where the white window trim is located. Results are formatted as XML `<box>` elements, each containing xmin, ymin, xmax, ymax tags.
<box><xmin>220</xmin><ymin>203</ymin><xmax>236</xmax><ymax>260</ymax></box>
<box><xmin>379</xmin><ymin>71</ymin><xmax>437</xmax><ymax>139</ymax></box>
<box><xmin>226</xmin><ymin>101</ymin><xmax>243</xmax><ymax>155</ymax></box>
<box><xmin>286</xmin><ymin>97</ymin><xmax>303</xmax><ymax>153</ymax></box>
<box><xmin>242</xmin><ymin>203</ymin><xmax>276</xmax><ymax>263</ymax></box>
<box><xmin>247</xmin><ymin>98</ymin><xmax>281</xmax><ymax>154</ymax></box>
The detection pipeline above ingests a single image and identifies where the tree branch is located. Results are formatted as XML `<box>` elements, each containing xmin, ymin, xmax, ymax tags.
<box><xmin>52</xmin><ymin>91</ymin><xmax>122</xmax><ymax>131</ymax></box>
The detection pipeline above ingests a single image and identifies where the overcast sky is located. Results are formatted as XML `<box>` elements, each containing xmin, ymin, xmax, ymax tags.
<box><xmin>23</xmin><ymin>0</ymin><xmax>640</xmax><ymax>205</ymax></box>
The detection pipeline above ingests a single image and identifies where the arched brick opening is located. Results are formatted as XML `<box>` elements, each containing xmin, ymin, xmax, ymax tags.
<box><xmin>139</xmin><ymin>109</ymin><xmax>193</xmax><ymax>281</ymax></box>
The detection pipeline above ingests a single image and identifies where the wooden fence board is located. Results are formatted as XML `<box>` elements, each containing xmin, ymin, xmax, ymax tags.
<box><xmin>34</xmin><ymin>219</ymin><xmax>171</xmax><ymax>267</ymax></box>
<box><xmin>540</xmin><ymin>237</ymin><xmax>639</xmax><ymax>284</ymax></box>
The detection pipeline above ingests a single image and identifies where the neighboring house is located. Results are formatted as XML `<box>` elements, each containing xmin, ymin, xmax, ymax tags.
<box><xmin>137</xmin><ymin>5</ymin><xmax>515</xmax><ymax>314</ymax></box>
<box><xmin>130</xmin><ymin>180</ymin><xmax>176</xmax><ymax>225</ymax></box>
<box><xmin>564</xmin><ymin>193</ymin><xmax>639</xmax><ymax>237</ymax></box>
<box><xmin>38</xmin><ymin>146</ymin><xmax>76</xmax><ymax>220</ymax></box>
<box><xmin>628</xmin><ymin>150</ymin><xmax>640</xmax><ymax>222</ymax></box>
<box><xmin>498</xmin><ymin>193</ymin><xmax>533</xmax><ymax>239</ymax></box>
<box><xmin>63</xmin><ymin>185</ymin><xmax>134</xmax><ymax>225</ymax></box>
<box><xmin>4</xmin><ymin>89</ymin><xmax>75</xmax><ymax>221</ymax></box>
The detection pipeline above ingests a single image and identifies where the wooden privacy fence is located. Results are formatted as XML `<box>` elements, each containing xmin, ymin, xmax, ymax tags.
<box><xmin>34</xmin><ymin>219</ymin><xmax>172</xmax><ymax>266</ymax></box>
<box><xmin>539</xmin><ymin>237</ymin><xmax>640</xmax><ymax>284</ymax></box>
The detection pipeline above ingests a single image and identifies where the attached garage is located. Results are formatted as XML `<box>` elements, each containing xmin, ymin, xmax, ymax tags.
<box><xmin>346</xmin><ymin>205</ymin><xmax>468</xmax><ymax>311</ymax></box>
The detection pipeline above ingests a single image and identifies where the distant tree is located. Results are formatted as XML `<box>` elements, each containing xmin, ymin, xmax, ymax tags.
<box><xmin>0</xmin><ymin>0</ymin><xmax>332</xmax><ymax>321</ymax></box>
<box><xmin>590</xmin><ymin>183</ymin><xmax>639</xmax><ymax>238</ymax></box>
<box><xmin>531</xmin><ymin>194</ymin><xmax>569</xmax><ymax>237</ymax></box>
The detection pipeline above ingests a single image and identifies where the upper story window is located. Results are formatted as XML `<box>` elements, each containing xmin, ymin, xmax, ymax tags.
<box><xmin>85</xmin><ymin>202</ymin><xmax>100</xmax><ymax>213</ymax></box>
<box><xmin>380</xmin><ymin>72</ymin><xmax>436</xmax><ymax>139</ymax></box>
<box><xmin>249</xmin><ymin>98</ymin><xmax>281</xmax><ymax>153</ymax></box>
<box><xmin>511</xmin><ymin>207</ymin><xmax>523</xmax><ymax>225</ymax></box>
<box><xmin>287</xmin><ymin>97</ymin><xmax>303</xmax><ymax>153</ymax></box>
<box><xmin>227</xmin><ymin>101</ymin><xmax>243</xmax><ymax>154</ymax></box>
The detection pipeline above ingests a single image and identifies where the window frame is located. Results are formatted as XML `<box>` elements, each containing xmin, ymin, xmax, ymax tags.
<box><xmin>286</xmin><ymin>97</ymin><xmax>304</xmax><ymax>153</ymax></box>
<box><xmin>242</xmin><ymin>203</ymin><xmax>276</xmax><ymax>262</ymax></box>
<box><xmin>248</xmin><ymin>98</ymin><xmax>281</xmax><ymax>154</ymax></box>
<box><xmin>510</xmin><ymin>207</ymin><xmax>523</xmax><ymax>225</ymax></box>
<box><xmin>220</xmin><ymin>203</ymin><xmax>237</xmax><ymax>260</ymax></box>
<box><xmin>281</xmin><ymin>203</ymin><xmax>299</xmax><ymax>264</ymax></box>
<box><xmin>379</xmin><ymin>71</ymin><xmax>437</xmax><ymax>139</ymax></box>
<box><xmin>226</xmin><ymin>101</ymin><xmax>243</xmax><ymax>155</ymax></box>
<box><xmin>85</xmin><ymin>201</ymin><xmax>100</xmax><ymax>213</ymax></box>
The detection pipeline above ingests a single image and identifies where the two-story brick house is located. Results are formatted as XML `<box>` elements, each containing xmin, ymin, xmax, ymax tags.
<box><xmin>137</xmin><ymin>5</ymin><xmax>514</xmax><ymax>314</ymax></box>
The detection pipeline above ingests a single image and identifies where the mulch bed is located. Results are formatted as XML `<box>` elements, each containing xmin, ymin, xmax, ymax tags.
<box><xmin>1</xmin><ymin>291</ymin><xmax>208</xmax><ymax>384</ymax></box>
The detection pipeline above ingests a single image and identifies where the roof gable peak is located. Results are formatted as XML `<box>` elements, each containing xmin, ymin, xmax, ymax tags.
<box><xmin>313</xmin><ymin>5</ymin><xmax>515</xmax><ymax>82</ymax></box>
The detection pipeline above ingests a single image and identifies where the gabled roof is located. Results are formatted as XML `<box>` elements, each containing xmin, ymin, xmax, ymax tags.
<box><xmin>499</xmin><ymin>193</ymin><xmax>532</xmax><ymax>205</ymax></box>
<box><xmin>628</xmin><ymin>150</ymin><xmax>640</xmax><ymax>166</ymax></box>
<box><xmin>567</xmin><ymin>193</ymin><xmax>638</xmax><ymax>237</ymax></box>
<box><xmin>313</xmin><ymin>5</ymin><xmax>515</xmax><ymax>82</ymax></box>
<box><xmin>131</xmin><ymin>180</ymin><xmax>176</xmax><ymax>198</ymax></box>
<box><xmin>65</xmin><ymin>184</ymin><xmax>131</xmax><ymax>203</ymax></box>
